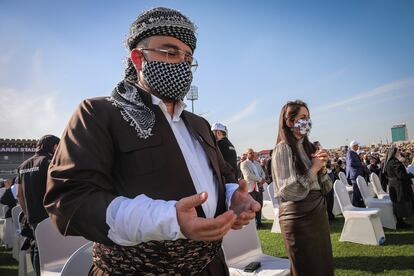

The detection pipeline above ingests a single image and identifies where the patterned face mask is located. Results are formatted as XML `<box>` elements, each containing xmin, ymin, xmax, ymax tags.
<box><xmin>142</xmin><ymin>60</ymin><xmax>193</xmax><ymax>101</ymax></box>
<box><xmin>294</xmin><ymin>118</ymin><xmax>312</xmax><ymax>136</ymax></box>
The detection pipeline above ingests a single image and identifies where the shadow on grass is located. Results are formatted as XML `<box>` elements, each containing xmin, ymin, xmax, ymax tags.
<box><xmin>383</xmin><ymin>231</ymin><xmax>414</xmax><ymax>245</ymax></box>
<box><xmin>334</xmin><ymin>256</ymin><xmax>414</xmax><ymax>273</ymax></box>
<box><xmin>329</xmin><ymin>217</ymin><xmax>414</xmax><ymax>242</ymax></box>
<box><xmin>0</xmin><ymin>246</ymin><xmax>18</xmax><ymax>276</ymax></box>
<box><xmin>258</xmin><ymin>220</ymin><xmax>274</xmax><ymax>230</ymax></box>
<box><xmin>329</xmin><ymin>217</ymin><xmax>346</xmax><ymax>234</ymax></box>
<box><xmin>0</xmin><ymin>267</ymin><xmax>18</xmax><ymax>276</ymax></box>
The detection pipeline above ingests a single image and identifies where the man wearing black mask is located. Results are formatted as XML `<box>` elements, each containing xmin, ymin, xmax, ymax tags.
<box><xmin>44</xmin><ymin>7</ymin><xmax>259</xmax><ymax>275</ymax></box>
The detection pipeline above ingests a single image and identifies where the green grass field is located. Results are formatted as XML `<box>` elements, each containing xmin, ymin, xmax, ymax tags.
<box><xmin>258</xmin><ymin>217</ymin><xmax>414</xmax><ymax>275</ymax></box>
<box><xmin>1</xmin><ymin>217</ymin><xmax>413</xmax><ymax>275</ymax></box>
<box><xmin>0</xmin><ymin>246</ymin><xmax>18</xmax><ymax>276</ymax></box>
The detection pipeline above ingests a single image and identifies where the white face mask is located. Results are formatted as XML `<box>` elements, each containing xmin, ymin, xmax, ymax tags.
<box><xmin>294</xmin><ymin>118</ymin><xmax>312</xmax><ymax>136</ymax></box>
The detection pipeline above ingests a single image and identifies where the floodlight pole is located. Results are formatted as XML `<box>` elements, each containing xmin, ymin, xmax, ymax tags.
<box><xmin>186</xmin><ymin>85</ymin><xmax>199</xmax><ymax>114</ymax></box>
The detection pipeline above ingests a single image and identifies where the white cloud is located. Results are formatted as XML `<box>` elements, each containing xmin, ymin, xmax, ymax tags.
<box><xmin>0</xmin><ymin>49</ymin><xmax>16</xmax><ymax>65</ymax></box>
<box><xmin>224</xmin><ymin>100</ymin><xmax>258</xmax><ymax>126</ymax></box>
<box><xmin>0</xmin><ymin>88</ymin><xmax>66</xmax><ymax>139</ymax></box>
<box><xmin>0</xmin><ymin>49</ymin><xmax>68</xmax><ymax>139</ymax></box>
<box><xmin>314</xmin><ymin>78</ymin><xmax>414</xmax><ymax>112</ymax></box>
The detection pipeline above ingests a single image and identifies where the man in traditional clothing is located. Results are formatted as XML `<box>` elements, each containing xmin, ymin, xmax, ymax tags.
<box><xmin>44</xmin><ymin>7</ymin><xmax>260</xmax><ymax>275</ymax></box>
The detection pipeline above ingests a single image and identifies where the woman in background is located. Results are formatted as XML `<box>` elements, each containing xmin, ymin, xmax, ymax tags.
<box><xmin>271</xmin><ymin>100</ymin><xmax>333</xmax><ymax>276</ymax></box>
<box><xmin>383</xmin><ymin>147</ymin><xmax>413</xmax><ymax>229</ymax></box>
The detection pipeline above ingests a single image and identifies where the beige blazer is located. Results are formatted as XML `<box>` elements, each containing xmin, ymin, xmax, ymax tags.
<box><xmin>240</xmin><ymin>160</ymin><xmax>265</xmax><ymax>192</ymax></box>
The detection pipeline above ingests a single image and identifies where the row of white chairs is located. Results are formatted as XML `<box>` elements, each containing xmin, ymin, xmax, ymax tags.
<box><xmin>35</xmin><ymin>218</ymin><xmax>89</xmax><ymax>276</ymax></box>
<box><xmin>335</xmin><ymin>172</ymin><xmax>396</xmax><ymax>230</ymax></box>
<box><xmin>334</xmin><ymin>180</ymin><xmax>385</xmax><ymax>245</ymax></box>
<box><xmin>9</xmin><ymin>171</ymin><xmax>394</xmax><ymax>275</ymax></box>
<box><xmin>0</xmin><ymin>184</ymin><xmax>289</xmax><ymax>276</ymax></box>
<box><xmin>251</xmin><ymin>183</ymin><xmax>281</xmax><ymax>234</ymax></box>
<box><xmin>32</xmin><ymin>215</ymin><xmax>290</xmax><ymax>276</ymax></box>
<box><xmin>333</xmin><ymin>171</ymin><xmax>397</xmax><ymax>245</ymax></box>
<box><xmin>0</xmin><ymin>204</ymin><xmax>35</xmax><ymax>276</ymax></box>
<box><xmin>356</xmin><ymin>176</ymin><xmax>396</xmax><ymax>229</ymax></box>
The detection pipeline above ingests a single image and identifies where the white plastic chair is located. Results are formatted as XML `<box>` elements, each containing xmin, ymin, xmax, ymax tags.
<box><xmin>366</xmin><ymin>181</ymin><xmax>377</xmax><ymax>198</ymax></box>
<box><xmin>2</xmin><ymin>217</ymin><xmax>14</xmax><ymax>248</ymax></box>
<box><xmin>0</xmin><ymin>203</ymin><xmax>5</xmax><ymax>218</ymax></box>
<box><xmin>332</xmin><ymin>192</ymin><xmax>342</xmax><ymax>216</ymax></box>
<box><xmin>356</xmin><ymin>176</ymin><xmax>396</xmax><ymax>229</ymax></box>
<box><xmin>262</xmin><ymin>183</ymin><xmax>271</xmax><ymax>201</ymax></box>
<box><xmin>222</xmin><ymin>220</ymin><xmax>290</xmax><ymax>275</ymax></box>
<box><xmin>370</xmin><ymin>173</ymin><xmax>390</xmax><ymax>200</ymax></box>
<box><xmin>2</xmin><ymin>205</ymin><xmax>8</xmax><ymax>218</ymax></box>
<box><xmin>10</xmin><ymin>206</ymin><xmax>32</xmax><ymax>276</ymax></box>
<box><xmin>339</xmin><ymin>171</ymin><xmax>353</xmax><ymax>191</ymax></box>
<box><xmin>11</xmin><ymin>205</ymin><xmax>22</xmax><ymax>232</ymax></box>
<box><xmin>266</xmin><ymin>183</ymin><xmax>281</xmax><ymax>233</ymax></box>
<box><xmin>11</xmin><ymin>205</ymin><xmax>22</xmax><ymax>261</ymax></box>
<box><xmin>0</xmin><ymin>187</ymin><xmax>6</xmax><ymax>201</ymax></box>
<box><xmin>261</xmin><ymin>183</ymin><xmax>274</xmax><ymax>220</ymax></box>
<box><xmin>334</xmin><ymin>180</ymin><xmax>385</xmax><ymax>245</ymax></box>
<box><xmin>61</xmin><ymin>241</ymin><xmax>93</xmax><ymax>276</ymax></box>
<box><xmin>35</xmin><ymin>218</ymin><xmax>89</xmax><ymax>276</ymax></box>
<box><xmin>22</xmin><ymin>251</ymin><xmax>35</xmax><ymax>276</ymax></box>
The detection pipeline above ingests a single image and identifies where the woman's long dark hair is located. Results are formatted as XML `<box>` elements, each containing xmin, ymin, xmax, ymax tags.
<box><xmin>277</xmin><ymin>100</ymin><xmax>316</xmax><ymax>176</ymax></box>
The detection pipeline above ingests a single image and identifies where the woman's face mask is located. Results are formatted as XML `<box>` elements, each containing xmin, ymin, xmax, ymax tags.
<box><xmin>294</xmin><ymin>118</ymin><xmax>312</xmax><ymax>136</ymax></box>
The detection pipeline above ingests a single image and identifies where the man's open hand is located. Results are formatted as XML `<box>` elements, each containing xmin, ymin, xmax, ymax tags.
<box><xmin>176</xmin><ymin>192</ymin><xmax>237</xmax><ymax>241</ymax></box>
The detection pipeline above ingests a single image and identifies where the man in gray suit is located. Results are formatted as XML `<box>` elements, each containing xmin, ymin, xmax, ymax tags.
<box><xmin>241</xmin><ymin>148</ymin><xmax>266</xmax><ymax>227</ymax></box>
<box><xmin>346</xmin><ymin>140</ymin><xmax>365</xmax><ymax>207</ymax></box>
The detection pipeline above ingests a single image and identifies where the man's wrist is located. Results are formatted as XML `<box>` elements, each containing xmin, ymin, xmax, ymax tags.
<box><xmin>225</xmin><ymin>183</ymin><xmax>239</xmax><ymax>209</ymax></box>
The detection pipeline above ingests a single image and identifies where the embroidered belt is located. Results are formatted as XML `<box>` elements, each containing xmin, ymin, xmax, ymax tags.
<box><xmin>93</xmin><ymin>239</ymin><xmax>222</xmax><ymax>275</ymax></box>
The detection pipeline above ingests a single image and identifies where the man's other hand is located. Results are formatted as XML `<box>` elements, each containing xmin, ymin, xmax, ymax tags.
<box><xmin>230</xmin><ymin>180</ymin><xmax>261</xmax><ymax>230</ymax></box>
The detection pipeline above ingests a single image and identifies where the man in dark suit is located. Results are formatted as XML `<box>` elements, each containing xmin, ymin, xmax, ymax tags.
<box><xmin>44</xmin><ymin>7</ymin><xmax>260</xmax><ymax>276</ymax></box>
<box><xmin>211</xmin><ymin>122</ymin><xmax>238</xmax><ymax>178</ymax></box>
<box><xmin>346</xmin><ymin>140</ymin><xmax>365</xmax><ymax>207</ymax></box>
<box><xmin>17</xmin><ymin>135</ymin><xmax>60</xmax><ymax>276</ymax></box>
<box><xmin>237</xmin><ymin>153</ymin><xmax>247</xmax><ymax>181</ymax></box>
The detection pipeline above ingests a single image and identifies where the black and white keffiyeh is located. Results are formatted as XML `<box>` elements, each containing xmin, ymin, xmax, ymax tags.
<box><xmin>143</xmin><ymin>60</ymin><xmax>193</xmax><ymax>101</ymax></box>
<box><xmin>124</xmin><ymin>7</ymin><xmax>197</xmax><ymax>82</ymax></box>
<box><xmin>108</xmin><ymin>80</ymin><xmax>155</xmax><ymax>139</ymax></box>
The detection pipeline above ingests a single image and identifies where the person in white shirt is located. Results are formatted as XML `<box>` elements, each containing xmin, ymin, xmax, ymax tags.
<box><xmin>240</xmin><ymin>148</ymin><xmax>266</xmax><ymax>227</ymax></box>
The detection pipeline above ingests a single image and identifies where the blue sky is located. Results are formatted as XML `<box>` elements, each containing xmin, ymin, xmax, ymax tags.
<box><xmin>1</xmin><ymin>0</ymin><xmax>413</xmax><ymax>153</ymax></box>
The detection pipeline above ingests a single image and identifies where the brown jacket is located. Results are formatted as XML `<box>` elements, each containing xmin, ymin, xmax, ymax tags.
<box><xmin>44</xmin><ymin>89</ymin><xmax>236</xmax><ymax>245</ymax></box>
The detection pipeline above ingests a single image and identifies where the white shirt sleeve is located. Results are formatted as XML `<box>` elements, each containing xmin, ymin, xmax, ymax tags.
<box><xmin>225</xmin><ymin>183</ymin><xmax>239</xmax><ymax>209</ymax></box>
<box><xmin>106</xmin><ymin>183</ymin><xmax>240</xmax><ymax>246</ymax></box>
<box><xmin>106</xmin><ymin>195</ymin><xmax>186</xmax><ymax>246</ymax></box>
